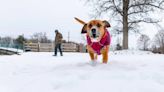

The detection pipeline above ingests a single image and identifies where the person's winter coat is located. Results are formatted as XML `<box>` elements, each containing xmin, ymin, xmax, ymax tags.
<box><xmin>54</xmin><ymin>32</ymin><xmax>63</xmax><ymax>45</ymax></box>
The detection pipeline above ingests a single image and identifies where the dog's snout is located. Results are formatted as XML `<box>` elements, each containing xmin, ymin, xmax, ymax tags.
<box><xmin>91</xmin><ymin>28</ymin><xmax>96</xmax><ymax>34</ymax></box>
<box><xmin>91</xmin><ymin>28</ymin><xmax>97</xmax><ymax>38</ymax></box>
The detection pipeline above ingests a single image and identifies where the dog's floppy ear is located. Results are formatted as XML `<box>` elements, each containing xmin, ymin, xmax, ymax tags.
<box><xmin>103</xmin><ymin>20</ymin><xmax>111</xmax><ymax>28</ymax></box>
<box><xmin>81</xmin><ymin>24</ymin><xmax>87</xmax><ymax>34</ymax></box>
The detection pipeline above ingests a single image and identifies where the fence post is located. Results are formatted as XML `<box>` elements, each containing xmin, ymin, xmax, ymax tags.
<box><xmin>38</xmin><ymin>42</ymin><xmax>40</xmax><ymax>52</ymax></box>
<box><xmin>23</xmin><ymin>41</ymin><xmax>25</xmax><ymax>52</ymax></box>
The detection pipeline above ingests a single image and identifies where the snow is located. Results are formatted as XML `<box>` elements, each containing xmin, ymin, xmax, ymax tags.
<box><xmin>0</xmin><ymin>47</ymin><xmax>23</xmax><ymax>53</ymax></box>
<box><xmin>0</xmin><ymin>51</ymin><xmax>164</xmax><ymax>92</ymax></box>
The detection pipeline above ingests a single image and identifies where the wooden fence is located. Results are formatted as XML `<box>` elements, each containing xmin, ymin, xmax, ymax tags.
<box><xmin>23</xmin><ymin>42</ymin><xmax>85</xmax><ymax>52</ymax></box>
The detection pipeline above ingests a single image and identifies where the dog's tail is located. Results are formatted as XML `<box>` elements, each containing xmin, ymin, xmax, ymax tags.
<box><xmin>74</xmin><ymin>17</ymin><xmax>86</xmax><ymax>25</ymax></box>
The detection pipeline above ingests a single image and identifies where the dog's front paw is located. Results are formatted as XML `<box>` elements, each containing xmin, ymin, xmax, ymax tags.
<box><xmin>90</xmin><ymin>60</ymin><xmax>97</xmax><ymax>66</ymax></box>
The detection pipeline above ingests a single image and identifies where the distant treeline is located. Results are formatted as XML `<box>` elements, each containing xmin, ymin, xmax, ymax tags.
<box><xmin>115</xmin><ymin>30</ymin><xmax>164</xmax><ymax>54</ymax></box>
<box><xmin>0</xmin><ymin>32</ymin><xmax>52</xmax><ymax>49</ymax></box>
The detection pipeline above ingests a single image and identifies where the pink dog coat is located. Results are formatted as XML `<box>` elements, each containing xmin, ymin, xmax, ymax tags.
<box><xmin>87</xmin><ymin>29</ymin><xmax>111</xmax><ymax>55</ymax></box>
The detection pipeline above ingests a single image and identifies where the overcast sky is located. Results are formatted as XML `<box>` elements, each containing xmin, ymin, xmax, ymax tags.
<box><xmin>0</xmin><ymin>0</ymin><xmax>164</xmax><ymax>48</ymax></box>
<box><xmin>0</xmin><ymin>0</ymin><xmax>91</xmax><ymax>41</ymax></box>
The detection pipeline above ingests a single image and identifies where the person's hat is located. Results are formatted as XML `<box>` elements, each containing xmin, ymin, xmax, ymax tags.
<box><xmin>55</xmin><ymin>29</ymin><xmax>58</xmax><ymax>32</ymax></box>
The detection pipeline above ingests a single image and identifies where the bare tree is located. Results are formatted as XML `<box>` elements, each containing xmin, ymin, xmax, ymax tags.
<box><xmin>153</xmin><ymin>30</ymin><xmax>164</xmax><ymax>53</ymax></box>
<box><xmin>137</xmin><ymin>34</ymin><xmax>150</xmax><ymax>50</ymax></box>
<box><xmin>30</xmin><ymin>32</ymin><xmax>51</xmax><ymax>43</ymax></box>
<box><xmin>86</xmin><ymin>0</ymin><xmax>164</xmax><ymax>49</ymax></box>
<box><xmin>0</xmin><ymin>36</ymin><xmax>13</xmax><ymax>47</ymax></box>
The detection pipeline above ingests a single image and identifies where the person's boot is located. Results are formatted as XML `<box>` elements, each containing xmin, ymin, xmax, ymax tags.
<box><xmin>60</xmin><ymin>52</ymin><xmax>63</xmax><ymax>56</ymax></box>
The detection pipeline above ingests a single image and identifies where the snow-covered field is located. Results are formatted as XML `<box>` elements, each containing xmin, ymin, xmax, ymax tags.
<box><xmin>0</xmin><ymin>47</ymin><xmax>23</xmax><ymax>53</ymax></box>
<box><xmin>0</xmin><ymin>51</ymin><xmax>164</xmax><ymax>92</ymax></box>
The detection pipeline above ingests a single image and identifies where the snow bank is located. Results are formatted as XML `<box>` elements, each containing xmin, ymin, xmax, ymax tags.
<box><xmin>0</xmin><ymin>51</ymin><xmax>164</xmax><ymax>92</ymax></box>
<box><xmin>0</xmin><ymin>47</ymin><xmax>23</xmax><ymax>53</ymax></box>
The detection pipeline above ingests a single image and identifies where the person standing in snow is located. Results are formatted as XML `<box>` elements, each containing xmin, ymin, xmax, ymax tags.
<box><xmin>53</xmin><ymin>29</ymin><xmax>63</xmax><ymax>56</ymax></box>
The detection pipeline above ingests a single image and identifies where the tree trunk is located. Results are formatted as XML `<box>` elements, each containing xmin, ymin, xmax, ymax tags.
<box><xmin>122</xmin><ymin>0</ymin><xmax>129</xmax><ymax>49</ymax></box>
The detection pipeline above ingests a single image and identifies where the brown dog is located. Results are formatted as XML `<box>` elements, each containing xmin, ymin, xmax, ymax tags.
<box><xmin>75</xmin><ymin>17</ymin><xmax>111</xmax><ymax>64</ymax></box>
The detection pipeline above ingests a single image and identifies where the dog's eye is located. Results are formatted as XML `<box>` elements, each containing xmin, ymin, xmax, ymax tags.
<box><xmin>88</xmin><ymin>24</ymin><xmax>92</xmax><ymax>28</ymax></box>
<box><xmin>97</xmin><ymin>23</ymin><xmax>101</xmax><ymax>28</ymax></box>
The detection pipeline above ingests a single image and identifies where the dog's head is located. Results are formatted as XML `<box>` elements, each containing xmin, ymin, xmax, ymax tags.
<box><xmin>75</xmin><ymin>17</ymin><xmax>110</xmax><ymax>42</ymax></box>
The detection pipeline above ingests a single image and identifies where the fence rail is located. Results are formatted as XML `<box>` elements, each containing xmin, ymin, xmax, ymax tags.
<box><xmin>23</xmin><ymin>42</ymin><xmax>84</xmax><ymax>52</ymax></box>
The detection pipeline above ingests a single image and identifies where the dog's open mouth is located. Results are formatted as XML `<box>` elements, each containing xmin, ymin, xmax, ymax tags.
<box><xmin>89</xmin><ymin>29</ymin><xmax>100</xmax><ymax>42</ymax></box>
<box><xmin>91</xmin><ymin>33</ymin><xmax>99</xmax><ymax>38</ymax></box>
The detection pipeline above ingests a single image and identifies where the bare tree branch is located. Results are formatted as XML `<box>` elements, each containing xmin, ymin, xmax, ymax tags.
<box><xmin>85</xmin><ymin>0</ymin><xmax>164</xmax><ymax>49</ymax></box>
<box><xmin>112</xmin><ymin>0</ymin><xmax>123</xmax><ymax>16</ymax></box>
<box><xmin>129</xmin><ymin>0</ymin><xmax>164</xmax><ymax>10</ymax></box>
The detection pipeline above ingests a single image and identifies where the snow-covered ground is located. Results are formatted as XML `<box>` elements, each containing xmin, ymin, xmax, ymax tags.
<box><xmin>0</xmin><ymin>51</ymin><xmax>164</xmax><ymax>92</ymax></box>
<box><xmin>0</xmin><ymin>47</ymin><xmax>23</xmax><ymax>53</ymax></box>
